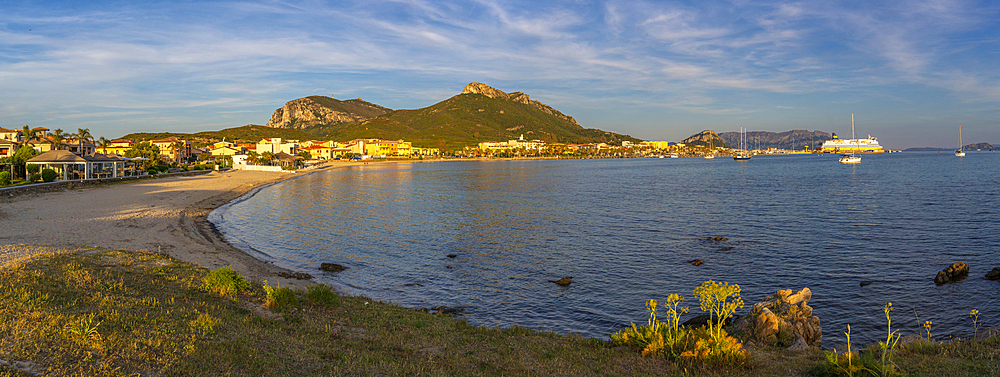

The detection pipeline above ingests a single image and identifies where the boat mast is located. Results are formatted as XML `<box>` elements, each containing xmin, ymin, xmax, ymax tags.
<box><xmin>851</xmin><ymin>113</ymin><xmax>857</xmax><ymax>156</ymax></box>
<box><xmin>959</xmin><ymin>125</ymin><xmax>963</xmax><ymax>151</ymax></box>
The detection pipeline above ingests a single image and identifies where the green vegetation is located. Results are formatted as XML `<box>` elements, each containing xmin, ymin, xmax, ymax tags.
<box><xmin>40</xmin><ymin>168</ymin><xmax>57</xmax><ymax>182</ymax></box>
<box><xmin>119</xmin><ymin>125</ymin><xmax>316</xmax><ymax>147</ymax></box>
<box><xmin>201</xmin><ymin>265</ymin><xmax>251</xmax><ymax>298</ymax></box>
<box><xmin>1</xmin><ymin>247</ymin><xmax>996</xmax><ymax>376</ymax></box>
<box><xmin>610</xmin><ymin>282</ymin><xmax>748</xmax><ymax>366</ymax></box>
<box><xmin>0</xmin><ymin>171</ymin><xmax>9</xmax><ymax>185</ymax></box>
<box><xmin>305</xmin><ymin>93</ymin><xmax>640</xmax><ymax>150</ymax></box>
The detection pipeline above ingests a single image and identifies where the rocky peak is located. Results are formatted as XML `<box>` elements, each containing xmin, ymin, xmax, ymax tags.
<box><xmin>266</xmin><ymin>96</ymin><xmax>390</xmax><ymax>130</ymax></box>
<box><xmin>460</xmin><ymin>83</ymin><xmax>577</xmax><ymax>125</ymax></box>
<box><xmin>682</xmin><ymin>130</ymin><xmax>728</xmax><ymax>148</ymax></box>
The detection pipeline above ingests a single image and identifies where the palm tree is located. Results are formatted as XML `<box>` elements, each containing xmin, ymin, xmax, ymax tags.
<box><xmin>76</xmin><ymin>128</ymin><xmax>93</xmax><ymax>154</ymax></box>
<box><xmin>246</xmin><ymin>151</ymin><xmax>260</xmax><ymax>165</ymax></box>
<box><xmin>21</xmin><ymin>125</ymin><xmax>31</xmax><ymax>142</ymax></box>
<box><xmin>261</xmin><ymin>151</ymin><xmax>274</xmax><ymax>166</ymax></box>
<box><xmin>97</xmin><ymin>137</ymin><xmax>110</xmax><ymax>154</ymax></box>
<box><xmin>172</xmin><ymin>141</ymin><xmax>187</xmax><ymax>163</ymax></box>
<box><xmin>50</xmin><ymin>129</ymin><xmax>68</xmax><ymax>151</ymax></box>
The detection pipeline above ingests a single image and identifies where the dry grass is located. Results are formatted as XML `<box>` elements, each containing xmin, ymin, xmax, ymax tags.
<box><xmin>0</xmin><ymin>247</ymin><xmax>994</xmax><ymax>376</ymax></box>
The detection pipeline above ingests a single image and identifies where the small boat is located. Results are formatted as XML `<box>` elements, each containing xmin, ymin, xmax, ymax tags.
<box><xmin>669</xmin><ymin>153</ymin><xmax>679</xmax><ymax>158</ymax></box>
<box><xmin>955</xmin><ymin>125</ymin><xmax>965</xmax><ymax>157</ymax></box>
<box><xmin>838</xmin><ymin>114</ymin><xmax>861</xmax><ymax>164</ymax></box>
<box><xmin>704</xmin><ymin>155</ymin><xmax>715</xmax><ymax>159</ymax></box>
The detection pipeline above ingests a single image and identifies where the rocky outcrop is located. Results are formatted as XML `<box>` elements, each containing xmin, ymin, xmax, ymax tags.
<box><xmin>266</xmin><ymin>97</ymin><xmax>390</xmax><ymax>129</ymax></box>
<box><xmin>548</xmin><ymin>277</ymin><xmax>573</xmax><ymax>286</ymax></box>
<box><xmin>934</xmin><ymin>262</ymin><xmax>969</xmax><ymax>284</ymax></box>
<box><xmin>986</xmin><ymin>266</ymin><xmax>1000</xmax><ymax>280</ymax></box>
<box><xmin>461</xmin><ymin>83</ymin><xmax>578</xmax><ymax>126</ymax></box>
<box><xmin>682</xmin><ymin>130</ymin><xmax>729</xmax><ymax>148</ymax></box>
<box><xmin>731</xmin><ymin>287</ymin><xmax>822</xmax><ymax>349</ymax></box>
<box><xmin>320</xmin><ymin>263</ymin><xmax>348</xmax><ymax>272</ymax></box>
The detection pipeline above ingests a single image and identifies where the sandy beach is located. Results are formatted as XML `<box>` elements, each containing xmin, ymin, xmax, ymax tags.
<box><xmin>0</xmin><ymin>167</ymin><xmax>351</xmax><ymax>288</ymax></box>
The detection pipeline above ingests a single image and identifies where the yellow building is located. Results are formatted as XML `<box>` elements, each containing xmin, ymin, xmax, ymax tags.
<box><xmin>150</xmin><ymin>137</ymin><xmax>191</xmax><ymax>162</ymax></box>
<box><xmin>641</xmin><ymin>141</ymin><xmax>672</xmax><ymax>150</ymax></box>
<box><xmin>101</xmin><ymin>139</ymin><xmax>135</xmax><ymax>156</ymax></box>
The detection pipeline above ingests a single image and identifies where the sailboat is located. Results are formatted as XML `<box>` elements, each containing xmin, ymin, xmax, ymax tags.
<box><xmin>733</xmin><ymin>127</ymin><xmax>752</xmax><ymax>160</ymax></box>
<box><xmin>838</xmin><ymin>114</ymin><xmax>862</xmax><ymax>164</ymax></box>
<box><xmin>955</xmin><ymin>125</ymin><xmax>965</xmax><ymax>157</ymax></box>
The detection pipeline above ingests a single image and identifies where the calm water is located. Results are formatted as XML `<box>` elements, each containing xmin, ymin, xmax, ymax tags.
<box><xmin>211</xmin><ymin>153</ymin><xmax>1000</xmax><ymax>348</ymax></box>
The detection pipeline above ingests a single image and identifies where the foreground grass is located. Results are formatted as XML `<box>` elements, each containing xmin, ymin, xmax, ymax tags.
<box><xmin>0</xmin><ymin>247</ymin><xmax>993</xmax><ymax>376</ymax></box>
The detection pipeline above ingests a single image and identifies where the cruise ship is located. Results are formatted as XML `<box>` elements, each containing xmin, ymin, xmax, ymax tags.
<box><xmin>821</xmin><ymin>134</ymin><xmax>883</xmax><ymax>153</ymax></box>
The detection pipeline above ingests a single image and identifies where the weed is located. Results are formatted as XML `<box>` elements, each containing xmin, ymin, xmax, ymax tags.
<box><xmin>872</xmin><ymin>302</ymin><xmax>901</xmax><ymax>376</ymax></box>
<box><xmin>693</xmin><ymin>280</ymin><xmax>744</xmax><ymax>342</ymax></box>
<box><xmin>64</xmin><ymin>313</ymin><xmax>102</xmax><ymax>343</ymax></box>
<box><xmin>263</xmin><ymin>280</ymin><xmax>298</xmax><ymax>312</ymax></box>
<box><xmin>970</xmin><ymin>309</ymin><xmax>981</xmax><ymax>337</ymax></box>
<box><xmin>201</xmin><ymin>265</ymin><xmax>251</xmax><ymax>298</ymax></box>
<box><xmin>305</xmin><ymin>284</ymin><xmax>340</xmax><ymax>307</ymax></box>
<box><xmin>189</xmin><ymin>313</ymin><xmax>219</xmax><ymax>336</ymax></box>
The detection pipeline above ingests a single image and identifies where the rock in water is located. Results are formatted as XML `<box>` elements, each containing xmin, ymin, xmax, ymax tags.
<box><xmin>688</xmin><ymin>260</ymin><xmax>704</xmax><ymax>266</ymax></box>
<box><xmin>549</xmin><ymin>277</ymin><xmax>573</xmax><ymax>286</ymax></box>
<box><xmin>934</xmin><ymin>262</ymin><xmax>969</xmax><ymax>284</ymax></box>
<box><xmin>714</xmin><ymin>236</ymin><xmax>728</xmax><ymax>241</ymax></box>
<box><xmin>319</xmin><ymin>263</ymin><xmax>348</xmax><ymax>272</ymax></box>
<box><xmin>985</xmin><ymin>266</ymin><xmax>1000</xmax><ymax>281</ymax></box>
<box><xmin>731</xmin><ymin>287</ymin><xmax>822</xmax><ymax>349</ymax></box>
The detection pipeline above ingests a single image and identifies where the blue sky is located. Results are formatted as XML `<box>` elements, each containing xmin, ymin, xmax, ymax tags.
<box><xmin>1</xmin><ymin>0</ymin><xmax>998</xmax><ymax>149</ymax></box>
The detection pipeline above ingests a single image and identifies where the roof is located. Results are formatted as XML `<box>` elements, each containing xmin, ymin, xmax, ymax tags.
<box><xmin>0</xmin><ymin>127</ymin><xmax>16</xmax><ymax>132</ymax></box>
<box><xmin>84</xmin><ymin>153</ymin><xmax>123</xmax><ymax>162</ymax></box>
<box><xmin>0</xmin><ymin>139</ymin><xmax>16</xmax><ymax>145</ymax></box>
<box><xmin>274</xmin><ymin>151</ymin><xmax>298</xmax><ymax>162</ymax></box>
<box><xmin>26</xmin><ymin>150</ymin><xmax>88</xmax><ymax>163</ymax></box>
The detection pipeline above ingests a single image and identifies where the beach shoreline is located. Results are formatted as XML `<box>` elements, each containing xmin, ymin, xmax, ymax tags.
<box><xmin>0</xmin><ymin>161</ymin><xmax>385</xmax><ymax>288</ymax></box>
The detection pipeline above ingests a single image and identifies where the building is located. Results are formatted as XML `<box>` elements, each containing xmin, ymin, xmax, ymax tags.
<box><xmin>0</xmin><ymin>127</ymin><xmax>19</xmax><ymax>142</ymax></box>
<box><xmin>101</xmin><ymin>139</ymin><xmax>135</xmax><ymax>156</ymax></box>
<box><xmin>478</xmin><ymin>135</ymin><xmax>546</xmax><ymax>153</ymax></box>
<box><xmin>0</xmin><ymin>139</ymin><xmax>16</xmax><ymax>158</ymax></box>
<box><xmin>25</xmin><ymin>151</ymin><xmax>140</xmax><ymax>180</ymax></box>
<box><xmin>150</xmin><ymin>137</ymin><xmax>192</xmax><ymax>162</ymax></box>
<box><xmin>257</xmin><ymin>138</ymin><xmax>298</xmax><ymax>155</ymax></box>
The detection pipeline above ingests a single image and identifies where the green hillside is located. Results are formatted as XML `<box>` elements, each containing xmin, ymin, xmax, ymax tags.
<box><xmin>304</xmin><ymin>93</ymin><xmax>640</xmax><ymax>149</ymax></box>
<box><xmin>120</xmin><ymin>125</ymin><xmax>316</xmax><ymax>147</ymax></box>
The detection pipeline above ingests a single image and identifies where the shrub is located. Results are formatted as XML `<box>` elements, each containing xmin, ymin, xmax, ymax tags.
<box><xmin>29</xmin><ymin>173</ymin><xmax>41</xmax><ymax>182</ymax></box>
<box><xmin>305</xmin><ymin>284</ymin><xmax>340</xmax><ymax>307</ymax></box>
<box><xmin>0</xmin><ymin>171</ymin><xmax>9</xmax><ymax>185</ymax></box>
<box><xmin>201</xmin><ymin>265</ymin><xmax>251</xmax><ymax>298</ymax></box>
<box><xmin>263</xmin><ymin>280</ymin><xmax>298</xmax><ymax>312</ymax></box>
<box><xmin>610</xmin><ymin>294</ymin><xmax>690</xmax><ymax>359</ymax></box>
<box><xmin>26</xmin><ymin>164</ymin><xmax>40</xmax><ymax>174</ymax></box>
<box><xmin>41</xmin><ymin>168</ymin><xmax>58</xmax><ymax>182</ymax></box>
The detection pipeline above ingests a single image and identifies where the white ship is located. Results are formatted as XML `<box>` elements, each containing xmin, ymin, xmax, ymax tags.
<box><xmin>821</xmin><ymin>134</ymin><xmax>883</xmax><ymax>153</ymax></box>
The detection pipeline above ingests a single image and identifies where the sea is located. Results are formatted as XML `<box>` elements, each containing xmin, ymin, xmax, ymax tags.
<box><xmin>210</xmin><ymin>152</ymin><xmax>1000</xmax><ymax>348</ymax></box>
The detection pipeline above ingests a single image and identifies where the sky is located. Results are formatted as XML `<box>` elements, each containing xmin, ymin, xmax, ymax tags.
<box><xmin>1</xmin><ymin>0</ymin><xmax>998</xmax><ymax>149</ymax></box>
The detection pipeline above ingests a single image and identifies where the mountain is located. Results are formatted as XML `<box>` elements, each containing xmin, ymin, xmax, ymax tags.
<box><xmin>301</xmin><ymin>83</ymin><xmax>640</xmax><ymax>149</ymax></box>
<box><xmin>905</xmin><ymin>143</ymin><xmax>995</xmax><ymax>152</ymax></box>
<box><xmin>119</xmin><ymin>125</ymin><xmax>316</xmax><ymax>147</ymax></box>
<box><xmin>718</xmin><ymin>130</ymin><xmax>833</xmax><ymax>150</ymax></box>
<box><xmin>964</xmin><ymin>142</ymin><xmax>994</xmax><ymax>151</ymax></box>
<box><xmin>266</xmin><ymin>96</ymin><xmax>391</xmax><ymax>129</ymax></box>
<box><xmin>681</xmin><ymin>130</ymin><xmax>728</xmax><ymax>148</ymax></box>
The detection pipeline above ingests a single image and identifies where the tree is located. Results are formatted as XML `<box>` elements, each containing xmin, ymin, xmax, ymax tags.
<box><xmin>49</xmin><ymin>128</ymin><xmax>68</xmax><ymax>151</ymax></box>
<box><xmin>97</xmin><ymin>137</ymin><xmax>110</xmax><ymax>154</ymax></box>
<box><xmin>246</xmin><ymin>151</ymin><xmax>260</xmax><ymax>165</ymax></box>
<box><xmin>298</xmin><ymin>150</ymin><xmax>311</xmax><ymax>160</ymax></box>
<box><xmin>11</xmin><ymin>145</ymin><xmax>39</xmax><ymax>180</ymax></box>
<box><xmin>172</xmin><ymin>141</ymin><xmax>187</xmax><ymax>163</ymax></box>
<box><xmin>261</xmin><ymin>151</ymin><xmax>274</xmax><ymax>166</ymax></box>
<box><xmin>124</xmin><ymin>141</ymin><xmax>161</xmax><ymax>167</ymax></box>
<box><xmin>21</xmin><ymin>125</ymin><xmax>31</xmax><ymax>142</ymax></box>
<box><xmin>76</xmin><ymin>128</ymin><xmax>92</xmax><ymax>154</ymax></box>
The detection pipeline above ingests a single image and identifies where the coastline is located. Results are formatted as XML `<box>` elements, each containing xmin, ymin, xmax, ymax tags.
<box><xmin>0</xmin><ymin>162</ymin><xmax>378</xmax><ymax>288</ymax></box>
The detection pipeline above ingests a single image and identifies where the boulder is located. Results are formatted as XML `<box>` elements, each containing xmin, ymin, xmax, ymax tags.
<box><xmin>714</xmin><ymin>236</ymin><xmax>728</xmax><ymax>241</ymax></box>
<box><xmin>319</xmin><ymin>263</ymin><xmax>348</xmax><ymax>272</ymax></box>
<box><xmin>549</xmin><ymin>277</ymin><xmax>573</xmax><ymax>286</ymax></box>
<box><xmin>934</xmin><ymin>262</ymin><xmax>969</xmax><ymax>284</ymax></box>
<box><xmin>731</xmin><ymin>287</ymin><xmax>822</xmax><ymax>349</ymax></box>
<box><xmin>985</xmin><ymin>266</ymin><xmax>1000</xmax><ymax>281</ymax></box>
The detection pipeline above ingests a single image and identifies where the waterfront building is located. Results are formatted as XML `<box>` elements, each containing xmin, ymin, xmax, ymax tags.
<box><xmin>101</xmin><ymin>139</ymin><xmax>135</xmax><ymax>156</ymax></box>
<box><xmin>150</xmin><ymin>137</ymin><xmax>192</xmax><ymax>162</ymax></box>
<box><xmin>257</xmin><ymin>138</ymin><xmax>298</xmax><ymax>156</ymax></box>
